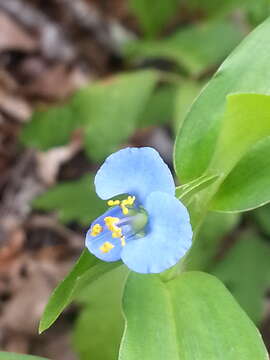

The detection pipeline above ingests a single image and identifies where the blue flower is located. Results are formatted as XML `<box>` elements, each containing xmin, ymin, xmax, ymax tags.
<box><xmin>85</xmin><ymin>147</ymin><xmax>192</xmax><ymax>274</ymax></box>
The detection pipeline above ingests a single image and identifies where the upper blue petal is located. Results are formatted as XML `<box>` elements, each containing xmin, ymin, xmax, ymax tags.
<box><xmin>120</xmin><ymin>191</ymin><xmax>192</xmax><ymax>273</ymax></box>
<box><xmin>94</xmin><ymin>147</ymin><xmax>175</xmax><ymax>204</ymax></box>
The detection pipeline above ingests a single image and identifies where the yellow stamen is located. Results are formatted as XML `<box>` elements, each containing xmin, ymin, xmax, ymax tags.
<box><xmin>91</xmin><ymin>223</ymin><xmax>103</xmax><ymax>236</ymax></box>
<box><xmin>121</xmin><ymin>236</ymin><xmax>126</xmax><ymax>247</ymax></box>
<box><xmin>104</xmin><ymin>216</ymin><xmax>122</xmax><ymax>238</ymax></box>
<box><xmin>112</xmin><ymin>228</ymin><xmax>122</xmax><ymax>238</ymax></box>
<box><xmin>107</xmin><ymin>199</ymin><xmax>120</xmax><ymax>206</ymax></box>
<box><xmin>104</xmin><ymin>216</ymin><xmax>119</xmax><ymax>230</ymax></box>
<box><xmin>121</xmin><ymin>204</ymin><xmax>129</xmax><ymax>215</ymax></box>
<box><xmin>120</xmin><ymin>196</ymin><xmax>136</xmax><ymax>215</ymax></box>
<box><xmin>100</xmin><ymin>241</ymin><xmax>114</xmax><ymax>253</ymax></box>
<box><xmin>107</xmin><ymin>196</ymin><xmax>136</xmax><ymax>215</ymax></box>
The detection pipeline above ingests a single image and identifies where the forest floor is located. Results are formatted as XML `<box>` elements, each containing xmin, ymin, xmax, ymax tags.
<box><xmin>0</xmin><ymin>1</ymin><xmax>140</xmax><ymax>358</ymax></box>
<box><xmin>1</xmin><ymin>1</ymin><xmax>270</xmax><ymax>359</ymax></box>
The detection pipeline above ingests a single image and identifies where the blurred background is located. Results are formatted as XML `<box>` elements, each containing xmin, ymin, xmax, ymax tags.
<box><xmin>0</xmin><ymin>0</ymin><xmax>270</xmax><ymax>359</ymax></box>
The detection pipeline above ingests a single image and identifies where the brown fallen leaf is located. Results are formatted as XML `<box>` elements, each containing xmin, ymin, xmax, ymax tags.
<box><xmin>23</xmin><ymin>64</ymin><xmax>89</xmax><ymax>100</ymax></box>
<box><xmin>0</xmin><ymin>11</ymin><xmax>37</xmax><ymax>52</ymax></box>
<box><xmin>36</xmin><ymin>132</ymin><xmax>82</xmax><ymax>186</ymax></box>
<box><xmin>0</xmin><ymin>88</ymin><xmax>32</xmax><ymax>122</ymax></box>
<box><xmin>0</xmin><ymin>228</ymin><xmax>24</xmax><ymax>264</ymax></box>
<box><xmin>0</xmin><ymin>254</ymin><xmax>72</xmax><ymax>334</ymax></box>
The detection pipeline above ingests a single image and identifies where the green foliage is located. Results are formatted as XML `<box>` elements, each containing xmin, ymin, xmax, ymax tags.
<box><xmin>204</xmin><ymin>93</ymin><xmax>270</xmax><ymax>212</ymax></box>
<box><xmin>186</xmin><ymin>0</ymin><xmax>270</xmax><ymax>20</ymax></box>
<box><xmin>33</xmin><ymin>175</ymin><xmax>105</xmax><ymax>225</ymax></box>
<box><xmin>211</xmin><ymin>136</ymin><xmax>270</xmax><ymax>212</ymax></box>
<box><xmin>119</xmin><ymin>272</ymin><xmax>268</xmax><ymax>359</ymax></box>
<box><xmin>186</xmin><ymin>0</ymin><xmax>248</xmax><ymax>17</ymax></box>
<box><xmin>128</xmin><ymin>0</ymin><xmax>180</xmax><ymax>38</ymax></box>
<box><xmin>176</xmin><ymin>174</ymin><xmax>219</xmax><ymax>204</ymax></box>
<box><xmin>253</xmin><ymin>203</ymin><xmax>270</xmax><ymax>236</ymax></box>
<box><xmin>124</xmin><ymin>21</ymin><xmax>244</xmax><ymax>76</ymax></box>
<box><xmin>0</xmin><ymin>353</ymin><xmax>48</xmax><ymax>360</ymax></box>
<box><xmin>22</xmin><ymin>70</ymin><xmax>158</xmax><ymax>161</ymax></box>
<box><xmin>246</xmin><ymin>0</ymin><xmax>270</xmax><ymax>26</ymax></box>
<box><xmin>174</xmin><ymin>17</ymin><xmax>270</xmax><ymax>183</ymax></box>
<box><xmin>21</xmin><ymin>105</ymin><xmax>75</xmax><ymax>151</ymax></box>
<box><xmin>212</xmin><ymin>233</ymin><xmax>270</xmax><ymax>324</ymax></box>
<box><xmin>208</xmin><ymin>94</ymin><xmax>270</xmax><ymax>176</ymax></box>
<box><xmin>73</xmin><ymin>266</ymin><xmax>128</xmax><ymax>360</ymax></box>
<box><xmin>138</xmin><ymin>84</ymin><xmax>178</xmax><ymax>128</ymax></box>
<box><xmin>186</xmin><ymin>212</ymin><xmax>240</xmax><ymax>271</ymax></box>
<box><xmin>174</xmin><ymin>79</ymin><xmax>203</xmax><ymax>133</ymax></box>
<box><xmin>39</xmin><ymin>250</ymin><xmax>120</xmax><ymax>333</ymax></box>
<box><xmin>74</xmin><ymin>70</ymin><xmax>158</xmax><ymax>161</ymax></box>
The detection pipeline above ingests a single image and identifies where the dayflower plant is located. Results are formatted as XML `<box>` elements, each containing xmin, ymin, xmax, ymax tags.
<box><xmin>85</xmin><ymin>147</ymin><xmax>192</xmax><ymax>273</ymax></box>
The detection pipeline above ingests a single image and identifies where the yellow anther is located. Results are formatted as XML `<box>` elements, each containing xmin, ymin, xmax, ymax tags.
<box><xmin>100</xmin><ymin>241</ymin><xmax>115</xmax><ymax>253</ymax></box>
<box><xmin>127</xmin><ymin>196</ymin><xmax>136</xmax><ymax>205</ymax></box>
<box><xmin>91</xmin><ymin>223</ymin><xmax>103</xmax><ymax>236</ymax></box>
<box><xmin>107</xmin><ymin>196</ymin><xmax>135</xmax><ymax>215</ymax></box>
<box><xmin>104</xmin><ymin>216</ymin><xmax>122</xmax><ymax>238</ymax></box>
<box><xmin>121</xmin><ymin>204</ymin><xmax>129</xmax><ymax>215</ymax></box>
<box><xmin>112</xmin><ymin>228</ymin><xmax>122</xmax><ymax>238</ymax></box>
<box><xmin>104</xmin><ymin>216</ymin><xmax>119</xmax><ymax>230</ymax></box>
<box><xmin>120</xmin><ymin>196</ymin><xmax>135</xmax><ymax>215</ymax></box>
<box><xmin>121</xmin><ymin>236</ymin><xmax>126</xmax><ymax>247</ymax></box>
<box><xmin>107</xmin><ymin>199</ymin><xmax>120</xmax><ymax>206</ymax></box>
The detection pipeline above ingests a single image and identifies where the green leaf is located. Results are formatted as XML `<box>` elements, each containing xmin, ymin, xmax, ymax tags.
<box><xmin>21</xmin><ymin>105</ymin><xmax>76</xmax><ymax>151</ymax></box>
<box><xmin>73</xmin><ymin>266</ymin><xmax>127</xmax><ymax>360</ymax></box>
<box><xmin>174</xmin><ymin>80</ymin><xmax>203</xmax><ymax>133</ymax></box>
<box><xmin>174</xmin><ymin>17</ymin><xmax>270</xmax><ymax>183</ymax></box>
<box><xmin>73</xmin><ymin>70</ymin><xmax>158</xmax><ymax>161</ymax></box>
<box><xmin>39</xmin><ymin>250</ymin><xmax>97</xmax><ymax>333</ymax></box>
<box><xmin>128</xmin><ymin>0</ymin><xmax>179</xmax><ymax>38</ymax></box>
<box><xmin>124</xmin><ymin>21</ymin><xmax>243</xmax><ymax>76</ymax></box>
<box><xmin>33</xmin><ymin>175</ymin><xmax>106</xmax><ymax>225</ymax></box>
<box><xmin>178</xmin><ymin>94</ymin><xmax>270</xmax><ymax>223</ymax></box>
<box><xmin>212</xmin><ymin>233</ymin><xmax>270</xmax><ymax>324</ymax></box>
<box><xmin>186</xmin><ymin>0</ymin><xmax>249</xmax><ymax>17</ymax></box>
<box><xmin>186</xmin><ymin>212</ymin><xmax>240</xmax><ymax>271</ymax></box>
<box><xmin>209</xmin><ymin>94</ymin><xmax>270</xmax><ymax>176</ymax></box>
<box><xmin>39</xmin><ymin>249</ymin><xmax>120</xmax><ymax>333</ymax></box>
<box><xmin>211</xmin><ymin>136</ymin><xmax>270</xmax><ymax>212</ymax></box>
<box><xmin>205</xmin><ymin>93</ymin><xmax>270</xmax><ymax>212</ymax></box>
<box><xmin>245</xmin><ymin>0</ymin><xmax>270</xmax><ymax>26</ymax></box>
<box><xmin>119</xmin><ymin>272</ymin><xmax>268</xmax><ymax>360</ymax></box>
<box><xmin>176</xmin><ymin>174</ymin><xmax>219</xmax><ymax>203</ymax></box>
<box><xmin>253</xmin><ymin>203</ymin><xmax>270</xmax><ymax>236</ymax></box>
<box><xmin>138</xmin><ymin>84</ymin><xmax>178</xmax><ymax>128</ymax></box>
<box><xmin>0</xmin><ymin>353</ymin><xmax>49</xmax><ymax>360</ymax></box>
<box><xmin>22</xmin><ymin>71</ymin><xmax>158</xmax><ymax>159</ymax></box>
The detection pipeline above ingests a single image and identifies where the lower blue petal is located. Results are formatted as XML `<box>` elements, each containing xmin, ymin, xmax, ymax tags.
<box><xmin>94</xmin><ymin>147</ymin><xmax>175</xmax><ymax>204</ymax></box>
<box><xmin>120</xmin><ymin>191</ymin><xmax>192</xmax><ymax>273</ymax></box>
<box><xmin>85</xmin><ymin>206</ymin><xmax>124</xmax><ymax>262</ymax></box>
<box><xmin>85</xmin><ymin>229</ymin><xmax>122</xmax><ymax>262</ymax></box>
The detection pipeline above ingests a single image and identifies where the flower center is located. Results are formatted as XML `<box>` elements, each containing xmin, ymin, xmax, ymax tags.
<box><xmin>107</xmin><ymin>195</ymin><xmax>136</xmax><ymax>215</ymax></box>
<box><xmin>90</xmin><ymin>195</ymin><xmax>148</xmax><ymax>254</ymax></box>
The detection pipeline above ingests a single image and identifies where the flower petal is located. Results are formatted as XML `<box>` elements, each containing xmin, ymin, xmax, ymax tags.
<box><xmin>121</xmin><ymin>191</ymin><xmax>192</xmax><ymax>273</ymax></box>
<box><xmin>94</xmin><ymin>147</ymin><xmax>175</xmax><ymax>203</ymax></box>
<box><xmin>85</xmin><ymin>206</ymin><xmax>125</xmax><ymax>262</ymax></box>
<box><xmin>85</xmin><ymin>229</ymin><xmax>122</xmax><ymax>262</ymax></box>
